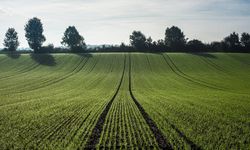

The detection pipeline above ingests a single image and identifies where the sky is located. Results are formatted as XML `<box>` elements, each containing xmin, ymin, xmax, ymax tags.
<box><xmin>0</xmin><ymin>0</ymin><xmax>250</xmax><ymax>48</ymax></box>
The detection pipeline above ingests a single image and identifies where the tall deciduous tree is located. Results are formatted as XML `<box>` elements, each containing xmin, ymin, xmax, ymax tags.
<box><xmin>3</xmin><ymin>28</ymin><xmax>19</xmax><ymax>51</ymax></box>
<box><xmin>145</xmin><ymin>36</ymin><xmax>153</xmax><ymax>49</ymax></box>
<box><xmin>224</xmin><ymin>32</ymin><xmax>240</xmax><ymax>51</ymax></box>
<box><xmin>241</xmin><ymin>32</ymin><xmax>250</xmax><ymax>49</ymax></box>
<box><xmin>61</xmin><ymin>26</ymin><xmax>86</xmax><ymax>52</ymax></box>
<box><xmin>24</xmin><ymin>17</ymin><xmax>46</xmax><ymax>53</ymax></box>
<box><xmin>187</xmin><ymin>39</ymin><xmax>206</xmax><ymax>52</ymax></box>
<box><xmin>165</xmin><ymin>26</ymin><xmax>187</xmax><ymax>50</ymax></box>
<box><xmin>130</xmin><ymin>31</ymin><xmax>146</xmax><ymax>50</ymax></box>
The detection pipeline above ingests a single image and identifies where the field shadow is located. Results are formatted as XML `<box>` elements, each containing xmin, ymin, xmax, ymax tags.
<box><xmin>30</xmin><ymin>53</ymin><xmax>56</xmax><ymax>66</ymax></box>
<box><xmin>190</xmin><ymin>53</ymin><xmax>217</xmax><ymax>59</ymax></box>
<box><xmin>5</xmin><ymin>52</ymin><xmax>21</xmax><ymax>59</ymax></box>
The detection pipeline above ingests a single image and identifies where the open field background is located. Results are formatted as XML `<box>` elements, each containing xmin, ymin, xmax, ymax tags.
<box><xmin>0</xmin><ymin>53</ymin><xmax>250</xmax><ymax>149</ymax></box>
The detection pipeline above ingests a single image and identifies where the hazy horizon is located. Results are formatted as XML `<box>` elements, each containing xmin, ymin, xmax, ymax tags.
<box><xmin>1</xmin><ymin>0</ymin><xmax>250</xmax><ymax>48</ymax></box>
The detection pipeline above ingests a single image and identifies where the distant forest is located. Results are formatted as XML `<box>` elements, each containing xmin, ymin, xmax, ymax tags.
<box><xmin>1</xmin><ymin>17</ymin><xmax>250</xmax><ymax>53</ymax></box>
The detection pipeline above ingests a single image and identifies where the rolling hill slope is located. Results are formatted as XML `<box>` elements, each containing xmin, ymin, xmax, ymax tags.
<box><xmin>0</xmin><ymin>53</ymin><xmax>249</xmax><ymax>149</ymax></box>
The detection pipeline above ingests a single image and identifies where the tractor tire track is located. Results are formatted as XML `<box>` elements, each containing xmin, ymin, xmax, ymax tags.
<box><xmin>146</xmin><ymin>54</ymin><xmax>153</xmax><ymax>72</ymax></box>
<box><xmin>162</xmin><ymin>54</ymin><xmax>224</xmax><ymax>91</ymax></box>
<box><xmin>1</xmin><ymin>56</ymin><xmax>89</xmax><ymax>96</ymax></box>
<box><xmin>164</xmin><ymin>54</ymin><xmax>224</xmax><ymax>89</ymax></box>
<box><xmin>78</xmin><ymin>103</ymin><xmax>108</xmax><ymax>147</ymax></box>
<box><xmin>0</xmin><ymin>58</ymin><xmax>35</xmax><ymax>78</ymax></box>
<box><xmin>156</xmin><ymin>110</ymin><xmax>202</xmax><ymax>150</ymax></box>
<box><xmin>199</xmin><ymin>57</ymin><xmax>230</xmax><ymax>75</ymax></box>
<box><xmin>0</xmin><ymin>58</ymin><xmax>87</xmax><ymax>107</ymax></box>
<box><xmin>128</xmin><ymin>54</ymin><xmax>173</xmax><ymax>149</ymax></box>
<box><xmin>84</xmin><ymin>55</ymin><xmax>126</xmax><ymax>149</ymax></box>
<box><xmin>0</xmin><ymin>55</ymin><xmax>113</xmax><ymax>108</ymax></box>
<box><xmin>0</xmin><ymin>56</ymin><xmax>43</xmax><ymax>79</ymax></box>
<box><xmin>0</xmin><ymin>55</ymin><xmax>86</xmax><ymax>91</ymax></box>
<box><xmin>87</xmin><ymin>55</ymin><xmax>100</xmax><ymax>74</ymax></box>
<box><xmin>0</xmin><ymin>63</ymin><xmax>40</xmax><ymax>80</ymax></box>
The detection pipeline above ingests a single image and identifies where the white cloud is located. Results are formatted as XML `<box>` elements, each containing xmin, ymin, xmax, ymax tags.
<box><xmin>0</xmin><ymin>0</ymin><xmax>250</xmax><ymax>48</ymax></box>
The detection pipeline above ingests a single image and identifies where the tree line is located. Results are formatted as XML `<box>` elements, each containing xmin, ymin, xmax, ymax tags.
<box><xmin>2</xmin><ymin>17</ymin><xmax>250</xmax><ymax>53</ymax></box>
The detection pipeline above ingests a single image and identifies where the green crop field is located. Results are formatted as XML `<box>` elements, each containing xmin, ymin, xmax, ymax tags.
<box><xmin>0</xmin><ymin>53</ymin><xmax>250</xmax><ymax>149</ymax></box>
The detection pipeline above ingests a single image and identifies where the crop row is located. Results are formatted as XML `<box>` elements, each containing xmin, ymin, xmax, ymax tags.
<box><xmin>0</xmin><ymin>55</ymin><xmax>86</xmax><ymax>93</ymax></box>
<box><xmin>0</xmin><ymin>54</ymin><xmax>125</xmax><ymax>149</ymax></box>
<box><xmin>0</xmin><ymin>53</ymin><xmax>250</xmax><ymax>149</ymax></box>
<box><xmin>131</xmin><ymin>53</ymin><xmax>250</xmax><ymax>149</ymax></box>
<box><xmin>97</xmin><ymin>55</ymin><xmax>158</xmax><ymax>149</ymax></box>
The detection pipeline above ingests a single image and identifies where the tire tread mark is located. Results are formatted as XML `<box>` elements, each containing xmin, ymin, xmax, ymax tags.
<box><xmin>84</xmin><ymin>54</ymin><xmax>126</xmax><ymax>149</ymax></box>
<box><xmin>1</xmin><ymin>56</ymin><xmax>88</xmax><ymax>96</ymax></box>
<box><xmin>0</xmin><ymin>57</ymin><xmax>35</xmax><ymax>79</ymax></box>
<box><xmin>162</xmin><ymin>54</ymin><xmax>224</xmax><ymax>91</ymax></box>
<box><xmin>156</xmin><ymin>111</ymin><xmax>202</xmax><ymax>150</ymax></box>
<box><xmin>0</xmin><ymin>57</ymin><xmax>83</xmax><ymax>92</ymax></box>
<box><xmin>199</xmin><ymin>56</ymin><xmax>230</xmax><ymax>75</ymax></box>
<box><xmin>146</xmin><ymin>54</ymin><xmax>153</xmax><ymax>72</ymax></box>
<box><xmin>128</xmin><ymin>54</ymin><xmax>173</xmax><ymax>150</ymax></box>
<box><xmin>165</xmin><ymin>54</ymin><xmax>223</xmax><ymax>88</ymax></box>
<box><xmin>0</xmin><ymin>63</ymin><xmax>40</xmax><ymax>80</ymax></box>
<box><xmin>0</xmin><ymin>56</ymin><xmax>89</xmax><ymax>107</ymax></box>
